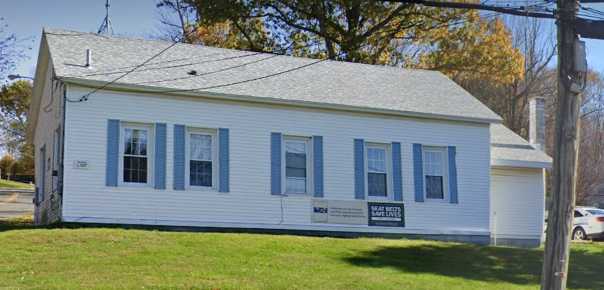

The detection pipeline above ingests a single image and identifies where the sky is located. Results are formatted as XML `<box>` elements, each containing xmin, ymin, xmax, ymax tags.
<box><xmin>3</xmin><ymin>0</ymin><xmax>604</xmax><ymax>78</ymax></box>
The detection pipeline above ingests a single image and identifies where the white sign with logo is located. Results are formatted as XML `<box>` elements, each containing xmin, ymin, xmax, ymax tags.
<box><xmin>311</xmin><ymin>199</ymin><xmax>367</xmax><ymax>225</ymax></box>
<box><xmin>73</xmin><ymin>160</ymin><xmax>89</xmax><ymax>169</ymax></box>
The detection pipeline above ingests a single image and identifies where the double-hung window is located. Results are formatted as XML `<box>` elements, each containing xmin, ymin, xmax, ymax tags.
<box><xmin>423</xmin><ymin>146</ymin><xmax>448</xmax><ymax>200</ymax></box>
<box><xmin>284</xmin><ymin>136</ymin><xmax>311</xmax><ymax>194</ymax></box>
<box><xmin>187</xmin><ymin>129</ymin><xmax>216</xmax><ymax>189</ymax></box>
<box><xmin>366</xmin><ymin>144</ymin><xmax>389</xmax><ymax>198</ymax></box>
<box><xmin>122</xmin><ymin>124</ymin><xmax>152</xmax><ymax>184</ymax></box>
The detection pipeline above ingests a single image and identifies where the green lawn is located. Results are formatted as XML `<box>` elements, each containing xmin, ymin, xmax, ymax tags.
<box><xmin>0</xmin><ymin>219</ymin><xmax>602</xmax><ymax>290</ymax></box>
<box><xmin>0</xmin><ymin>179</ymin><xmax>33</xmax><ymax>190</ymax></box>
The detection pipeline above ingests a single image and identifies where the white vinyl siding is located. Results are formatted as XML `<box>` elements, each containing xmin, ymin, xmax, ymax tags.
<box><xmin>62</xmin><ymin>86</ymin><xmax>491</xmax><ymax>235</ymax></box>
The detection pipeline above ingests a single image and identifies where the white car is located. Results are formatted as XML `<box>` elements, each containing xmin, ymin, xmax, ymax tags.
<box><xmin>573</xmin><ymin>207</ymin><xmax>604</xmax><ymax>240</ymax></box>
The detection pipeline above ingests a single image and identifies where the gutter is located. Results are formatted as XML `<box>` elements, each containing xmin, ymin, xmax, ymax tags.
<box><xmin>491</xmin><ymin>159</ymin><xmax>552</xmax><ymax>169</ymax></box>
<box><xmin>59</xmin><ymin>77</ymin><xmax>503</xmax><ymax>125</ymax></box>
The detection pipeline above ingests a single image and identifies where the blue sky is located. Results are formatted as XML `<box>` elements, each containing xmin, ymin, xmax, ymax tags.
<box><xmin>3</xmin><ymin>0</ymin><xmax>604</xmax><ymax>78</ymax></box>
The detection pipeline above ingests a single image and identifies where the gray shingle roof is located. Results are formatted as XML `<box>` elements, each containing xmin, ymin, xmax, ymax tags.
<box><xmin>43</xmin><ymin>29</ymin><xmax>549</xmax><ymax>167</ymax></box>
<box><xmin>43</xmin><ymin>28</ymin><xmax>501</xmax><ymax>123</ymax></box>
<box><xmin>490</xmin><ymin>124</ymin><xmax>552</xmax><ymax>167</ymax></box>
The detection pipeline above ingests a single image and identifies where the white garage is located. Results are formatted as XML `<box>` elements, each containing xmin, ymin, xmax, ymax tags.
<box><xmin>491</xmin><ymin>168</ymin><xmax>546</xmax><ymax>247</ymax></box>
<box><xmin>489</xmin><ymin>119</ymin><xmax>551</xmax><ymax>247</ymax></box>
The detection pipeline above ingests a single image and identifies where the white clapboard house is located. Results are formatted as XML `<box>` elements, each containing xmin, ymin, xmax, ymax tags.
<box><xmin>28</xmin><ymin>29</ymin><xmax>551</xmax><ymax>247</ymax></box>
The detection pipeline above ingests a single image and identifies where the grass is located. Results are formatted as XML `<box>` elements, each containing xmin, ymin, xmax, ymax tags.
<box><xmin>0</xmin><ymin>219</ymin><xmax>603</xmax><ymax>290</ymax></box>
<box><xmin>0</xmin><ymin>179</ymin><xmax>33</xmax><ymax>190</ymax></box>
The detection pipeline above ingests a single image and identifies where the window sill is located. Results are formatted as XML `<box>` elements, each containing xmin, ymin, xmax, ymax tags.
<box><xmin>367</xmin><ymin>196</ymin><xmax>390</xmax><ymax>201</ymax></box>
<box><xmin>119</xmin><ymin>183</ymin><xmax>152</xmax><ymax>188</ymax></box>
<box><xmin>422</xmin><ymin>198</ymin><xmax>452</xmax><ymax>204</ymax></box>
<box><xmin>187</xmin><ymin>186</ymin><xmax>218</xmax><ymax>192</ymax></box>
<box><xmin>273</xmin><ymin>193</ymin><xmax>313</xmax><ymax>198</ymax></box>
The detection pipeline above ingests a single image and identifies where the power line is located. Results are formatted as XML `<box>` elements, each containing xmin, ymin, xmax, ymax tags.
<box><xmin>63</xmin><ymin>1</ymin><xmax>555</xmax><ymax>102</ymax></box>
<box><xmin>141</xmin><ymin>57</ymin><xmax>328</xmax><ymax>95</ymax></box>
<box><xmin>133</xmin><ymin>54</ymin><xmax>280</xmax><ymax>85</ymax></box>
<box><xmin>385</xmin><ymin>0</ymin><xmax>556</xmax><ymax>19</ymax></box>
<box><xmin>67</xmin><ymin>40</ymin><xmax>182</xmax><ymax>103</ymax></box>
<box><xmin>65</xmin><ymin>25</ymin><xmax>214</xmax><ymax>102</ymax></box>
<box><xmin>79</xmin><ymin>52</ymin><xmax>263</xmax><ymax>77</ymax></box>
<box><xmin>75</xmin><ymin>53</ymin><xmax>227</xmax><ymax>76</ymax></box>
<box><xmin>131</xmin><ymin>42</ymin><xmax>298</xmax><ymax>85</ymax></box>
<box><xmin>578</xmin><ymin>4</ymin><xmax>604</xmax><ymax>20</ymax></box>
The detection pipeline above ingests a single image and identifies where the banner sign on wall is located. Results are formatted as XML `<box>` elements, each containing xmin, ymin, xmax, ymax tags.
<box><xmin>368</xmin><ymin>202</ymin><xmax>405</xmax><ymax>227</ymax></box>
<box><xmin>311</xmin><ymin>199</ymin><xmax>404</xmax><ymax>227</ymax></box>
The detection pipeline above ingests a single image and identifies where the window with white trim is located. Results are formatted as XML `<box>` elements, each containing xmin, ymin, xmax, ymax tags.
<box><xmin>120</xmin><ymin>124</ymin><xmax>153</xmax><ymax>185</ymax></box>
<box><xmin>186</xmin><ymin>129</ymin><xmax>217</xmax><ymax>189</ymax></box>
<box><xmin>423</xmin><ymin>146</ymin><xmax>448</xmax><ymax>200</ymax></box>
<box><xmin>284</xmin><ymin>136</ymin><xmax>311</xmax><ymax>194</ymax></box>
<box><xmin>366</xmin><ymin>144</ymin><xmax>390</xmax><ymax>198</ymax></box>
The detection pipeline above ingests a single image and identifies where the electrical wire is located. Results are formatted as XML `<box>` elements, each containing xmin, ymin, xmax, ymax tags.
<box><xmin>64</xmin><ymin>26</ymin><xmax>213</xmax><ymax>103</ymax></box>
<box><xmin>61</xmin><ymin>1</ymin><xmax>556</xmax><ymax>101</ymax></box>
<box><xmin>133</xmin><ymin>54</ymin><xmax>281</xmax><ymax>85</ymax></box>
<box><xmin>131</xmin><ymin>42</ymin><xmax>297</xmax><ymax>86</ymax></box>
<box><xmin>42</xmin><ymin>78</ymin><xmax>62</xmax><ymax>113</ymax></box>
<box><xmin>78</xmin><ymin>51</ymin><xmax>263</xmax><ymax>77</ymax></box>
<box><xmin>74</xmin><ymin>52</ymin><xmax>227</xmax><ymax>77</ymax></box>
<box><xmin>66</xmin><ymin>40</ymin><xmax>183</xmax><ymax>103</ymax></box>
<box><xmin>578</xmin><ymin>4</ymin><xmax>604</xmax><ymax>20</ymax></box>
<box><xmin>144</xmin><ymin>57</ymin><xmax>328</xmax><ymax>95</ymax></box>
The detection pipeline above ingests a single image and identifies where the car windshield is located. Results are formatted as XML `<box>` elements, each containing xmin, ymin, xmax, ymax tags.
<box><xmin>586</xmin><ymin>209</ymin><xmax>604</xmax><ymax>215</ymax></box>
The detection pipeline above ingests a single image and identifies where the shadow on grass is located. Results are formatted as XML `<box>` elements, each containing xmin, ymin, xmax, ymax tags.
<box><xmin>343</xmin><ymin>243</ymin><xmax>604</xmax><ymax>289</ymax></box>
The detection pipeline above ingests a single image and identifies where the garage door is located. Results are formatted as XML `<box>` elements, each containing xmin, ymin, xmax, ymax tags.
<box><xmin>491</xmin><ymin>168</ymin><xmax>545</xmax><ymax>240</ymax></box>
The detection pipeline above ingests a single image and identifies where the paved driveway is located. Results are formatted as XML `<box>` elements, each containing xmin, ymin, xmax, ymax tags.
<box><xmin>0</xmin><ymin>190</ymin><xmax>34</xmax><ymax>219</ymax></box>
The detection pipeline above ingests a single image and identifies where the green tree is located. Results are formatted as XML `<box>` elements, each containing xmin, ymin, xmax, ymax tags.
<box><xmin>157</xmin><ymin>0</ymin><xmax>275</xmax><ymax>51</ymax></box>
<box><xmin>0</xmin><ymin>80</ymin><xmax>31</xmax><ymax>155</ymax></box>
<box><xmin>411</xmin><ymin>11</ymin><xmax>524</xmax><ymax>86</ymax></box>
<box><xmin>0</xmin><ymin>154</ymin><xmax>16</xmax><ymax>179</ymax></box>
<box><xmin>189</xmin><ymin>0</ymin><xmax>460</xmax><ymax>62</ymax></box>
<box><xmin>0</xmin><ymin>80</ymin><xmax>33</xmax><ymax>177</ymax></box>
<box><xmin>174</xmin><ymin>0</ymin><xmax>524</xmax><ymax>86</ymax></box>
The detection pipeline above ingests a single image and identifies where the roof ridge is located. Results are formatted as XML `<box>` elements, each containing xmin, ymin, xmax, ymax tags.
<box><xmin>42</xmin><ymin>27</ymin><xmax>441</xmax><ymax>75</ymax></box>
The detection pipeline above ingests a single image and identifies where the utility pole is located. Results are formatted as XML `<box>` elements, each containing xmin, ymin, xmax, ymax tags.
<box><xmin>541</xmin><ymin>0</ymin><xmax>582</xmax><ymax>288</ymax></box>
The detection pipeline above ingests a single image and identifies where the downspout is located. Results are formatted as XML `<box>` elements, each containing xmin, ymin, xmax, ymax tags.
<box><xmin>59</xmin><ymin>82</ymin><xmax>67</xmax><ymax>221</ymax></box>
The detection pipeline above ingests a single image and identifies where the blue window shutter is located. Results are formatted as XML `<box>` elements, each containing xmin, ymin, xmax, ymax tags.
<box><xmin>354</xmin><ymin>139</ymin><xmax>365</xmax><ymax>200</ymax></box>
<box><xmin>154</xmin><ymin>123</ymin><xmax>167</xmax><ymax>189</ymax></box>
<box><xmin>106</xmin><ymin>119</ymin><xmax>120</xmax><ymax>187</ymax></box>
<box><xmin>392</xmin><ymin>142</ymin><xmax>403</xmax><ymax>201</ymax></box>
<box><xmin>271</xmin><ymin>132</ymin><xmax>282</xmax><ymax>195</ymax></box>
<box><xmin>218</xmin><ymin>128</ymin><xmax>230</xmax><ymax>192</ymax></box>
<box><xmin>313</xmin><ymin>136</ymin><xmax>324</xmax><ymax>198</ymax></box>
<box><xmin>448</xmin><ymin>146</ymin><xmax>459</xmax><ymax>204</ymax></box>
<box><xmin>173</xmin><ymin>124</ymin><xmax>186</xmax><ymax>190</ymax></box>
<box><xmin>413</xmin><ymin>143</ymin><xmax>424</xmax><ymax>202</ymax></box>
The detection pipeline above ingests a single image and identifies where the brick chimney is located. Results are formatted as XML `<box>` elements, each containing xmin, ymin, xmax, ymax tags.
<box><xmin>529</xmin><ymin>97</ymin><xmax>546</xmax><ymax>151</ymax></box>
